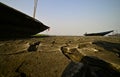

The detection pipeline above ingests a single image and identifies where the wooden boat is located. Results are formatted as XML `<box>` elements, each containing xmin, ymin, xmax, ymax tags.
<box><xmin>0</xmin><ymin>2</ymin><xmax>49</xmax><ymax>38</ymax></box>
<box><xmin>84</xmin><ymin>30</ymin><xmax>113</xmax><ymax>36</ymax></box>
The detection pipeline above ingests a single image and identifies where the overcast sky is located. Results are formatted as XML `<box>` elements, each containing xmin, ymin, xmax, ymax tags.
<box><xmin>1</xmin><ymin>0</ymin><xmax>120</xmax><ymax>35</ymax></box>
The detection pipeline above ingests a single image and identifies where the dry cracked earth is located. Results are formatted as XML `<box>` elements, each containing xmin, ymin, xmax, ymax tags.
<box><xmin>0</xmin><ymin>36</ymin><xmax>120</xmax><ymax>77</ymax></box>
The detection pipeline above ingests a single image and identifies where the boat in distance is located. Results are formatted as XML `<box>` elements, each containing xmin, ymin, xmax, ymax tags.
<box><xmin>84</xmin><ymin>30</ymin><xmax>113</xmax><ymax>36</ymax></box>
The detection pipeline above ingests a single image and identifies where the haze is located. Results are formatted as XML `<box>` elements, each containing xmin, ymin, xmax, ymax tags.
<box><xmin>1</xmin><ymin>0</ymin><xmax>120</xmax><ymax>35</ymax></box>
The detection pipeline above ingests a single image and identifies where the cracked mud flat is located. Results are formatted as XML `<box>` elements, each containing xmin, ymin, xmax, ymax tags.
<box><xmin>0</xmin><ymin>36</ymin><xmax>120</xmax><ymax>77</ymax></box>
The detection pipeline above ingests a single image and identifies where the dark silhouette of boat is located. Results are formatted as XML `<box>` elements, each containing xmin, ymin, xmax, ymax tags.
<box><xmin>84</xmin><ymin>30</ymin><xmax>114</xmax><ymax>36</ymax></box>
<box><xmin>0</xmin><ymin>2</ymin><xmax>49</xmax><ymax>38</ymax></box>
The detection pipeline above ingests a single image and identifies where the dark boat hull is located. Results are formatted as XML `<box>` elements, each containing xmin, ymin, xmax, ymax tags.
<box><xmin>0</xmin><ymin>2</ymin><xmax>49</xmax><ymax>38</ymax></box>
<box><xmin>84</xmin><ymin>30</ymin><xmax>113</xmax><ymax>36</ymax></box>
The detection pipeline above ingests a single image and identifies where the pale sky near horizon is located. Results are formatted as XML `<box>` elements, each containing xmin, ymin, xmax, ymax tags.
<box><xmin>1</xmin><ymin>0</ymin><xmax>120</xmax><ymax>35</ymax></box>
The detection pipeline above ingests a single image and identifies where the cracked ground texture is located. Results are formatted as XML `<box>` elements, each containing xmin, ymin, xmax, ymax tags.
<box><xmin>0</xmin><ymin>36</ymin><xmax>120</xmax><ymax>77</ymax></box>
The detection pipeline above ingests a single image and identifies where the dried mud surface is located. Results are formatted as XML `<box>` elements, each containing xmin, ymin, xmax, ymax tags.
<box><xmin>0</xmin><ymin>36</ymin><xmax>120</xmax><ymax>77</ymax></box>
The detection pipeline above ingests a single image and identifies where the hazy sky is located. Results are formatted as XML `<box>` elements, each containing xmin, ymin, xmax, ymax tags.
<box><xmin>1</xmin><ymin>0</ymin><xmax>120</xmax><ymax>35</ymax></box>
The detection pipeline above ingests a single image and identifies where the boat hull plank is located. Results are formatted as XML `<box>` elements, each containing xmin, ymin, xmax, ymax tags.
<box><xmin>0</xmin><ymin>2</ymin><xmax>49</xmax><ymax>38</ymax></box>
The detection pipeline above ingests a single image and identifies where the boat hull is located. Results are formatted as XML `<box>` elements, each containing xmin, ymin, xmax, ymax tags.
<box><xmin>0</xmin><ymin>2</ymin><xmax>49</xmax><ymax>38</ymax></box>
<box><xmin>84</xmin><ymin>30</ymin><xmax>113</xmax><ymax>36</ymax></box>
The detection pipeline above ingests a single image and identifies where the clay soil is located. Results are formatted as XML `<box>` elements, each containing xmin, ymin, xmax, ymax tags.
<box><xmin>0</xmin><ymin>36</ymin><xmax>120</xmax><ymax>77</ymax></box>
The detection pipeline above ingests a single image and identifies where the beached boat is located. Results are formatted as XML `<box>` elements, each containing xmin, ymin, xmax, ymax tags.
<box><xmin>84</xmin><ymin>30</ymin><xmax>113</xmax><ymax>36</ymax></box>
<box><xmin>0</xmin><ymin>2</ymin><xmax>49</xmax><ymax>37</ymax></box>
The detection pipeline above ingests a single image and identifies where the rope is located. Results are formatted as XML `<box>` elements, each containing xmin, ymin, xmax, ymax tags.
<box><xmin>33</xmin><ymin>0</ymin><xmax>38</xmax><ymax>18</ymax></box>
